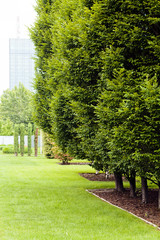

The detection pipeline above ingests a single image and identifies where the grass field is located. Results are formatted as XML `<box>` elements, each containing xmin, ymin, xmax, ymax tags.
<box><xmin>0</xmin><ymin>153</ymin><xmax>159</xmax><ymax>239</ymax></box>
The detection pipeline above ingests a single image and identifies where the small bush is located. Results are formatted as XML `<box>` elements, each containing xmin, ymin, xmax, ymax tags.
<box><xmin>2</xmin><ymin>145</ymin><xmax>32</xmax><ymax>154</ymax></box>
<box><xmin>51</xmin><ymin>144</ymin><xmax>73</xmax><ymax>164</ymax></box>
<box><xmin>0</xmin><ymin>144</ymin><xmax>6</xmax><ymax>151</ymax></box>
<box><xmin>3</xmin><ymin>146</ymin><xmax>14</xmax><ymax>154</ymax></box>
<box><xmin>24</xmin><ymin>147</ymin><xmax>32</xmax><ymax>154</ymax></box>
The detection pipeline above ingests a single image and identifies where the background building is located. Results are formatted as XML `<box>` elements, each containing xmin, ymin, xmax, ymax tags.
<box><xmin>9</xmin><ymin>38</ymin><xmax>35</xmax><ymax>91</ymax></box>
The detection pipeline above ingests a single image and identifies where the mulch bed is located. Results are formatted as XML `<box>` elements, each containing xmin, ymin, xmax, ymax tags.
<box><xmin>80</xmin><ymin>173</ymin><xmax>127</xmax><ymax>181</ymax></box>
<box><xmin>58</xmin><ymin>162</ymin><xmax>90</xmax><ymax>165</ymax></box>
<box><xmin>80</xmin><ymin>173</ymin><xmax>160</xmax><ymax>229</ymax></box>
<box><xmin>79</xmin><ymin>173</ymin><xmax>115</xmax><ymax>181</ymax></box>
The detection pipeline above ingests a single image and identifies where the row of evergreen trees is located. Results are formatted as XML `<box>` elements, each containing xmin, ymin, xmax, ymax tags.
<box><xmin>14</xmin><ymin>123</ymin><xmax>38</xmax><ymax>157</ymax></box>
<box><xmin>30</xmin><ymin>0</ymin><xmax>160</xmax><ymax>207</ymax></box>
<box><xmin>14</xmin><ymin>123</ymin><xmax>32</xmax><ymax>156</ymax></box>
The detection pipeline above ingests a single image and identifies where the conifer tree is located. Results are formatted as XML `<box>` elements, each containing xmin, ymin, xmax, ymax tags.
<box><xmin>34</xmin><ymin>128</ymin><xmax>38</xmax><ymax>157</ymax></box>
<box><xmin>20</xmin><ymin>123</ymin><xmax>24</xmax><ymax>156</ymax></box>
<box><xmin>28</xmin><ymin>123</ymin><xmax>32</xmax><ymax>156</ymax></box>
<box><xmin>14</xmin><ymin>124</ymin><xmax>19</xmax><ymax>156</ymax></box>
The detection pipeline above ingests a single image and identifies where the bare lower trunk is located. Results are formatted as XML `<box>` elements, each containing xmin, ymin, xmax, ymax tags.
<box><xmin>141</xmin><ymin>177</ymin><xmax>148</xmax><ymax>204</ymax></box>
<box><xmin>129</xmin><ymin>177</ymin><xmax>136</xmax><ymax>198</ymax></box>
<box><xmin>158</xmin><ymin>183</ymin><xmax>160</xmax><ymax>210</ymax></box>
<box><xmin>105</xmin><ymin>171</ymin><xmax>109</xmax><ymax>179</ymax></box>
<box><xmin>114</xmin><ymin>172</ymin><xmax>124</xmax><ymax>192</ymax></box>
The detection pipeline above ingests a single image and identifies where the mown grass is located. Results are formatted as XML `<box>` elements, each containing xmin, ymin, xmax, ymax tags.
<box><xmin>0</xmin><ymin>153</ymin><xmax>159</xmax><ymax>239</ymax></box>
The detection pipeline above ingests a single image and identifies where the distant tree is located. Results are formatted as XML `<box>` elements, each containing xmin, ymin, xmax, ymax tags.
<box><xmin>0</xmin><ymin>83</ymin><xmax>33</xmax><ymax>126</ymax></box>
<box><xmin>28</xmin><ymin>123</ymin><xmax>32</xmax><ymax>156</ymax></box>
<box><xmin>14</xmin><ymin>124</ymin><xmax>19</xmax><ymax>156</ymax></box>
<box><xmin>34</xmin><ymin>128</ymin><xmax>38</xmax><ymax>157</ymax></box>
<box><xmin>20</xmin><ymin>123</ymin><xmax>25</xmax><ymax>156</ymax></box>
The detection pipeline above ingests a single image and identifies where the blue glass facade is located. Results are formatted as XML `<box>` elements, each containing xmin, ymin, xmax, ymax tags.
<box><xmin>9</xmin><ymin>39</ymin><xmax>35</xmax><ymax>91</ymax></box>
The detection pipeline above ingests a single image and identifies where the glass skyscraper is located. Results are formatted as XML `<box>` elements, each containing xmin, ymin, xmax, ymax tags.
<box><xmin>9</xmin><ymin>39</ymin><xmax>35</xmax><ymax>91</ymax></box>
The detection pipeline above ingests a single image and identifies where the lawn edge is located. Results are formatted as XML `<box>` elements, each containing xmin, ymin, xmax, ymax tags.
<box><xmin>86</xmin><ymin>189</ymin><xmax>160</xmax><ymax>231</ymax></box>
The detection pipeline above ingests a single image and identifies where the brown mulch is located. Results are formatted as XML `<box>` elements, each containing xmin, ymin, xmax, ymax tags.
<box><xmin>80</xmin><ymin>173</ymin><xmax>116</xmax><ymax>181</ymax></box>
<box><xmin>80</xmin><ymin>173</ymin><xmax>127</xmax><ymax>181</ymax></box>
<box><xmin>81</xmin><ymin>173</ymin><xmax>160</xmax><ymax>228</ymax></box>
<box><xmin>58</xmin><ymin>162</ymin><xmax>90</xmax><ymax>165</ymax></box>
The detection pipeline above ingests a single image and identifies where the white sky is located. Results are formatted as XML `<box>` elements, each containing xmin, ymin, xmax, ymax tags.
<box><xmin>0</xmin><ymin>0</ymin><xmax>37</xmax><ymax>96</ymax></box>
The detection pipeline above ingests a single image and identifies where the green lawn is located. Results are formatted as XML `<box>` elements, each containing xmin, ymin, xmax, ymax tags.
<box><xmin>0</xmin><ymin>154</ymin><xmax>159</xmax><ymax>239</ymax></box>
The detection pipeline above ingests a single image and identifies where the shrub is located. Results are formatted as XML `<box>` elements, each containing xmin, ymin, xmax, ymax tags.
<box><xmin>51</xmin><ymin>144</ymin><xmax>73</xmax><ymax>164</ymax></box>
<box><xmin>2</xmin><ymin>145</ymin><xmax>32</xmax><ymax>154</ymax></box>
<box><xmin>0</xmin><ymin>144</ymin><xmax>6</xmax><ymax>151</ymax></box>
<box><xmin>24</xmin><ymin>147</ymin><xmax>32</xmax><ymax>154</ymax></box>
<box><xmin>3</xmin><ymin>146</ymin><xmax>14</xmax><ymax>154</ymax></box>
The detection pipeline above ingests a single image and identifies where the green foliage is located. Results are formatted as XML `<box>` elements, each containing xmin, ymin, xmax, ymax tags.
<box><xmin>29</xmin><ymin>0</ymin><xmax>53</xmax><ymax>134</ymax></box>
<box><xmin>0</xmin><ymin>83</ymin><xmax>33</xmax><ymax>127</ymax></box>
<box><xmin>24</xmin><ymin>147</ymin><xmax>32</xmax><ymax>154</ymax></box>
<box><xmin>3</xmin><ymin>145</ymin><xmax>14</xmax><ymax>154</ymax></box>
<box><xmin>93</xmin><ymin>0</ymin><xmax>160</xmax><ymax>184</ymax></box>
<box><xmin>50</xmin><ymin>90</ymin><xmax>83</xmax><ymax>157</ymax></box>
<box><xmin>42</xmin><ymin>132</ymin><xmax>54</xmax><ymax>159</ymax></box>
<box><xmin>0</xmin><ymin>144</ymin><xmax>6</xmax><ymax>151</ymax></box>
<box><xmin>0</xmin><ymin>118</ymin><xmax>14</xmax><ymax>136</ymax></box>
<box><xmin>3</xmin><ymin>145</ymin><xmax>31</xmax><ymax>154</ymax></box>
<box><xmin>20</xmin><ymin>123</ymin><xmax>25</xmax><ymax>156</ymax></box>
<box><xmin>30</xmin><ymin>0</ymin><xmax>160</xmax><ymax>194</ymax></box>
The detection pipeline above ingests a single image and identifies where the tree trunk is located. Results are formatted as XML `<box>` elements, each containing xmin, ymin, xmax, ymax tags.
<box><xmin>114</xmin><ymin>172</ymin><xmax>124</xmax><ymax>192</ymax></box>
<box><xmin>129</xmin><ymin>177</ymin><xmax>136</xmax><ymax>198</ymax></box>
<box><xmin>141</xmin><ymin>177</ymin><xmax>148</xmax><ymax>204</ymax></box>
<box><xmin>158</xmin><ymin>183</ymin><xmax>160</xmax><ymax>210</ymax></box>
<box><xmin>105</xmin><ymin>171</ymin><xmax>109</xmax><ymax>179</ymax></box>
<box><xmin>35</xmin><ymin>128</ymin><xmax>38</xmax><ymax>157</ymax></box>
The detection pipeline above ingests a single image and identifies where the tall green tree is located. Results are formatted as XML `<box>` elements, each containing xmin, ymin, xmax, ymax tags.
<box><xmin>94</xmin><ymin>0</ymin><xmax>160</xmax><ymax>200</ymax></box>
<box><xmin>29</xmin><ymin>0</ymin><xmax>53</xmax><ymax>134</ymax></box>
<box><xmin>30</xmin><ymin>0</ymin><xmax>160</xmax><ymax>207</ymax></box>
<box><xmin>48</xmin><ymin>0</ymin><xmax>103</xmax><ymax>160</ymax></box>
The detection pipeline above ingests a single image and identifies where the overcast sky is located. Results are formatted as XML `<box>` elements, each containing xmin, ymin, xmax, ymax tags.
<box><xmin>0</xmin><ymin>0</ymin><xmax>36</xmax><ymax>96</ymax></box>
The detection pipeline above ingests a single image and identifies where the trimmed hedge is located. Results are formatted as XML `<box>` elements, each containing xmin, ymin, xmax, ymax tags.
<box><xmin>3</xmin><ymin>145</ymin><xmax>32</xmax><ymax>154</ymax></box>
